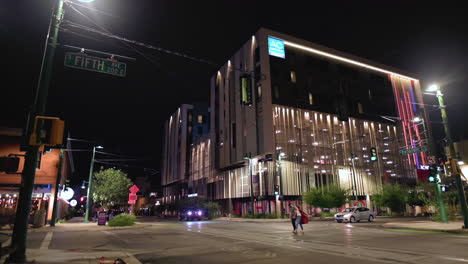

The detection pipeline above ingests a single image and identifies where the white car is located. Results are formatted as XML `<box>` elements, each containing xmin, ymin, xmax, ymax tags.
<box><xmin>334</xmin><ymin>207</ymin><xmax>375</xmax><ymax>223</ymax></box>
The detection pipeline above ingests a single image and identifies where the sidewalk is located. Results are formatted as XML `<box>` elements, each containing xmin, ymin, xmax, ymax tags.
<box><xmin>383</xmin><ymin>221</ymin><xmax>468</xmax><ymax>233</ymax></box>
<box><xmin>28</xmin><ymin>217</ymin><xmax>152</xmax><ymax>233</ymax></box>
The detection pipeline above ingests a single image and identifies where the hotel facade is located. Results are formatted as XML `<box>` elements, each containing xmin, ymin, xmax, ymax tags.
<box><xmin>162</xmin><ymin>28</ymin><xmax>429</xmax><ymax>215</ymax></box>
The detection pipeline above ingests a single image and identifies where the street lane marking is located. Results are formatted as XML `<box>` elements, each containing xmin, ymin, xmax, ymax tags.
<box><xmin>40</xmin><ymin>232</ymin><xmax>53</xmax><ymax>250</ymax></box>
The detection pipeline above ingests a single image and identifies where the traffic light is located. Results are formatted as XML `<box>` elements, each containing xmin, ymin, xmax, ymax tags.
<box><xmin>29</xmin><ymin>116</ymin><xmax>65</xmax><ymax>146</ymax></box>
<box><xmin>274</xmin><ymin>185</ymin><xmax>280</xmax><ymax>196</ymax></box>
<box><xmin>0</xmin><ymin>157</ymin><xmax>20</xmax><ymax>173</ymax></box>
<box><xmin>370</xmin><ymin>147</ymin><xmax>377</xmax><ymax>162</ymax></box>
<box><xmin>428</xmin><ymin>164</ymin><xmax>438</xmax><ymax>183</ymax></box>
<box><xmin>80</xmin><ymin>196</ymin><xmax>85</xmax><ymax>202</ymax></box>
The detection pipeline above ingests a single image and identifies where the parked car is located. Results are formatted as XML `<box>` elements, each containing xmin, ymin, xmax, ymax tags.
<box><xmin>334</xmin><ymin>207</ymin><xmax>375</xmax><ymax>223</ymax></box>
<box><xmin>178</xmin><ymin>208</ymin><xmax>204</xmax><ymax>221</ymax></box>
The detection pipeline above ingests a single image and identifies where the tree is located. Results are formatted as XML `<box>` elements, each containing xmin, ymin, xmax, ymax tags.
<box><xmin>91</xmin><ymin>168</ymin><xmax>133</xmax><ymax>209</ymax></box>
<box><xmin>373</xmin><ymin>184</ymin><xmax>407</xmax><ymax>214</ymax></box>
<box><xmin>303</xmin><ymin>185</ymin><xmax>348</xmax><ymax>209</ymax></box>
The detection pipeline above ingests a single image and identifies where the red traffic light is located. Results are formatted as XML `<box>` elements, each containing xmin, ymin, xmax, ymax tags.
<box><xmin>80</xmin><ymin>196</ymin><xmax>85</xmax><ymax>202</ymax></box>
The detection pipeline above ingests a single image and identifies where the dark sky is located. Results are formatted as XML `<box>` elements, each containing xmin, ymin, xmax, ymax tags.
<box><xmin>2</xmin><ymin>1</ymin><xmax>468</xmax><ymax>181</ymax></box>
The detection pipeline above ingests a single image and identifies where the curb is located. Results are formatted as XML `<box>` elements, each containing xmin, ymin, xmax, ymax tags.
<box><xmin>383</xmin><ymin>226</ymin><xmax>468</xmax><ymax>234</ymax></box>
<box><xmin>27</xmin><ymin>223</ymin><xmax>152</xmax><ymax>233</ymax></box>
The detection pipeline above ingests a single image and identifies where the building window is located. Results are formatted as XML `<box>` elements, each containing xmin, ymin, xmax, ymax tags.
<box><xmin>240</xmin><ymin>75</ymin><xmax>252</xmax><ymax>105</ymax></box>
<box><xmin>357</xmin><ymin>102</ymin><xmax>364</xmax><ymax>114</ymax></box>
<box><xmin>197</xmin><ymin>115</ymin><xmax>203</xmax><ymax>124</ymax></box>
<box><xmin>308</xmin><ymin>92</ymin><xmax>314</xmax><ymax>105</ymax></box>
<box><xmin>256</xmin><ymin>85</ymin><xmax>262</xmax><ymax>102</ymax></box>
<box><xmin>290</xmin><ymin>71</ymin><xmax>297</xmax><ymax>83</ymax></box>
<box><xmin>232</xmin><ymin>123</ymin><xmax>236</xmax><ymax>148</ymax></box>
<box><xmin>188</xmin><ymin>113</ymin><xmax>193</xmax><ymax>122</ymax></box>
<box><xmin>36</xmin><ymin>151</ymin><xmax>42</xmax><ymax>170</ymax></box>
<box><xmin>368</xmin><ymin>89</ymin><xmax>372</xmax><ymax>101</ymax></box>
<box><xmin>274</xmin><ymin>85</ymin><xmax>279</xmax><ymax>99</ymax></box>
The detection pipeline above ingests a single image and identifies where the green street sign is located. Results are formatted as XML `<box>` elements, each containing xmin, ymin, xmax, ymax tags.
<box><xmin>399</xmin><ymin>145</ymin><xmax>428</xmax><ymax>156</ymax></box>
<box><xmin>64</xmin><ymin>52</ymin><xmax>126</xmax><ymax>77</ymax></box>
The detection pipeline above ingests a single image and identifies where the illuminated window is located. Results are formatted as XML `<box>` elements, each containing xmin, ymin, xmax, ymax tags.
<box><xmin>257</xmin><ymin>85</ymin><xmax>262</xmax><ymax>102</ymax></box>
<box><xmin>197</xmin><ymin>115</ymin><xmax>203</xmax><ymax>124</ymax></box>
<box><xmin>290</xmin><ymin>71</ymin><xmax>297</xmax><ymax>83</ymax></box>
<box><xmin>188</xmin><ymin>114</ymin><xmax>192</xmax><ymax>122</ymax></box>
<box><xmin>240</xmin><ymin>75</ymin><xmax>252</xmax><ymax>105</ymax></box>
<box><xmin>308</xmin><ymin>92</ymin><xmax>314</xmax><ymax>105</ymax></box>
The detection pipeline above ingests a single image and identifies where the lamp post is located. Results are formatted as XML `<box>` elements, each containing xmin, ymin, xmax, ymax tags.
<box><xmin>276</xmin><ymin>152</ymin><xmax>285</xmax><ymax>218</ymax></box>
<box><xmin>412</xmin><ymin>116</ymin><xmax>448</xmax><ymax>223</ymax></box>
<box><xmin>244</xmin><ymin>153</ymin><xmax>255</xmax><ymax>216</ymax></box>
<box><xmin>426</xmin><ymin>84</ymin><xmax>468</xmax><ymax>228</ymax></box>
<box><xmin>350</xmin><ymin>154</ymin><xmax>359</xmax><ymax>202</ymax></box>
<box><xmin>84</xmin><ymin>145</ymin><xmax>103</xmax><ymax>223</ymax></box>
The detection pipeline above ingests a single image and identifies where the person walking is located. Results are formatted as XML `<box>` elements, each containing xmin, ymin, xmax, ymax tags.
<box><xmin>294</xmin><ymin>205</ymin><xmax>302</xmax><ymax>234</ymax></box>
<box><xmin>288</xmin><ymin>203</ymin><xmax>297</xmax><ymax>233</ymax></box>
<box><xmin>296</xmin><ymin>206</ymin><xmax>309</xmax><ymax>233</ymax></box>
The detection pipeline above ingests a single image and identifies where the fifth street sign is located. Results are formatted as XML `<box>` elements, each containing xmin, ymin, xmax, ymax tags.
<box><xmin>399</xmin><ymin>146</ymin><xmax>428</xmax><ymax>156</ymax></box>
<box><xmin>64</xmin><ymin>52</ymin><xmax>127</xmax><ymax>77</ymax></box>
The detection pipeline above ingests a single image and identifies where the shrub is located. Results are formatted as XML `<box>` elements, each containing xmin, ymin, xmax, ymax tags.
<box><xmin>304</xmin><ymin>185</ymin><xmax>348</xmax><ymax>209</ymax></box>
<box><xmin>315</xmin><ymin>212</ymin><xmax>335</xmax><ymax>217</ymax></box>
<box><xmin>202</xmin><ymin>202</ymin><xmax>221</xmax><ymax>219</ymax></box>
<box><xmin>373</xmin><ymin>184</ymin><xmax>407</xmax><ymax>213</ymax></box>
<box><xmin>108</xmin><ymin>213</ymin><xmax>136</xmax><ymax>227</ymax></box>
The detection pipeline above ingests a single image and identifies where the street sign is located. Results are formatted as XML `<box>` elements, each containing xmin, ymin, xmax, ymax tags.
<box><xmin>64</xmin><ymin>52</ymin><xmax>127</xmax><ymax>77</ymax></box>
<box><xmin>399</xmin><ymin>146</ymin><xmax>428</xmax><ymax>156</ymax></box>
<box><xmin>128</xmin><ymin>200</ymin><xmax>136</xmax><ymax>205</ymax></box>
<box><xmin>129</xmin><ymin>185</ymin><xmax>140</xmax><ymax>194</ymax></box>
<box><xmin>129</xmin><ymin>193</ymin><xmax>137</xmax><ymax>201</ymax></box>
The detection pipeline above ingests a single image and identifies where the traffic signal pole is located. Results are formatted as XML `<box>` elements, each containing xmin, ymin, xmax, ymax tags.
<box><xmin>436</xmin><ymin>90</ymin><xmax>468</xmax><ymax>228</ymax></box>
<box><xmin>10</xmin><ymin>1</ymin><xmax>65</xmax><ymax>261</ymax></box>
<box><xmin>422</xmin><ymin>116</ymin><xmax>448</xmax><ymax>223</ymax></box>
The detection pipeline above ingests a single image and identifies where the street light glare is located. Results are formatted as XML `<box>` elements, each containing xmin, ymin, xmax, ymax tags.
<box><xmin>427</xmin><ymin>84</ymin><xmax>439</xmax><ymax>92</ymax></box>
<box><xmin>77</xmin><ymin>0</ymin><xmax>95</xmax><ymax>2</ymax></box>
<box><xmin>412</xmin><ymin>117</ymin><xmax>421</xmax><ymax>123</ymax></box>
<box><xmin>280</xmin><ymin>152</ymin><xmax>286</xmax><ymax>157</ymax></box>
<box><xmin>96</xmin><ymin>145</ymin><xmax>104</xmax><ymax>149</ymax></box>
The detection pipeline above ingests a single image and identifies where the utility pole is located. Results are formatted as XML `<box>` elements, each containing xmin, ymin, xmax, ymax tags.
<box><xmin>350</xmin><ymin>153</ymin><xmax>359</xmax><ymax>202</ymax></box>
<box><xmin>277</xmin><ymin>152</ymin><xmax>285</xmax><ymax>218</ymax></box>
<box><xmin>85</xmin><ymin>145</ymin><xmax>102</xmax><ymax>222</ymax></box>
<box><xmin>244</xmin><ymin>153</ymin><xmax>255</xmax><ymax>216</ymax></box>
<box><xmin>50</xmin><ymin>149</ymin><xmax>64</xmax><ymax>226</ymax></box>
<box><xmin>433</xmin><ymin>88</ymin><xmax>468</xmax><ymax>228</ymax></box>
<box><xmin>415</xmin><ymin>117</ymin><xmax>447</xmax><ymax>223</ymax></box>
<box><xmin>10</xmin><ymin>1</ymin><xmax>64</xmax><ymax>262</ymax></box>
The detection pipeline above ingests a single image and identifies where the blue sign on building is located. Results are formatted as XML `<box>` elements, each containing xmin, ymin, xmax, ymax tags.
<box><xmin>268</xmin><ymin>36</ymin><xmax>285</xmax><ymax>59</ymax></box>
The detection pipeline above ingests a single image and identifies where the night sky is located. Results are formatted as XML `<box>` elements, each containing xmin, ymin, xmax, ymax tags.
<box><xmin>2</xmin><ymin>1</ymin><xmax>468</xmax><ymax>183</ymax></box>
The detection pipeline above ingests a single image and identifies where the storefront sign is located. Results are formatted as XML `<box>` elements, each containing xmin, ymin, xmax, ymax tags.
<box><xmin>268</xmin><ymin>37</ymin><xmax>286</xmax><ymax>59</ymax></box>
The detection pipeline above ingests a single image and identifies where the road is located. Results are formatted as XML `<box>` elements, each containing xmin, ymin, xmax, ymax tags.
<box><xmin>17</xmin><ymin>217</ymin><xmax>468</xmax><ymax>263</ymax></box>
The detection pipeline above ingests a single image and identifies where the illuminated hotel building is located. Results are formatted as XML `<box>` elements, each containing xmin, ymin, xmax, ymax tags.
<box><xmin>165</xmin><ymin>28</ymin><xmax>429</xmax><ymax>215</ymax></box>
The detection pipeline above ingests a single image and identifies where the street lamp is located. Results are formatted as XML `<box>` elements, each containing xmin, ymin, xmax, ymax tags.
<box><xmin>84</xmin><ymin>145</ymin><xmax>103</xmax><ymax>223</ymax></box>
<box><xmin>424</xmin><ymin>84</ymin><xmax>468</xmax><ymax>228</ymax></box>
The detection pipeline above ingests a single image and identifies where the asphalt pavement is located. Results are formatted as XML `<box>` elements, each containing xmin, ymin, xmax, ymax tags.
<box><xmin>6</xmin><ymin>217</ymin><xmax>468</xmax><ymax>263</ymax></box>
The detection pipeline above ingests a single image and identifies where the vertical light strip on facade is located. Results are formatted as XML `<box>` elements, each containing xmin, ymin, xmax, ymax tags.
<box><xmin>283</xmin><ymin>40</ymin><xmax>418</xmax><ymax>81</ymax></box>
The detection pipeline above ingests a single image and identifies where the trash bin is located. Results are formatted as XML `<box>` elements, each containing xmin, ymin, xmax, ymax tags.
<box><xmin>97</xmin><ymin>211</ymin><xmax>107</xmax><ymax>225</ymax></box>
